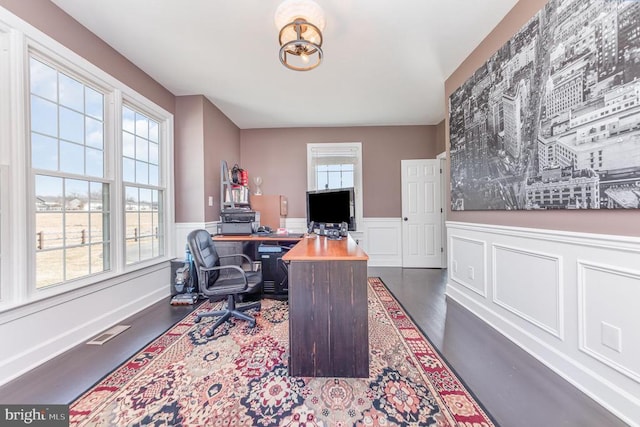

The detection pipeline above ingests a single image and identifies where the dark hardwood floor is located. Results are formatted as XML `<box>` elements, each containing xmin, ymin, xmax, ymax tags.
<box><xmin>0</xmin><ymin>267</ymin><xmax>626</xmax><ymax>426</ymax></box>
<box><xmin>371</xmin><ymin>267</ymin><xmax>626</xmax><ymax>427</ymax></box>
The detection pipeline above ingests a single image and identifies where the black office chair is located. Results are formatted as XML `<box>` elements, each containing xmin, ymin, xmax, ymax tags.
<box><xmin>187</xmin><ymin>229</ymin><xmax>263</xmax><ymax>337</ymax></box>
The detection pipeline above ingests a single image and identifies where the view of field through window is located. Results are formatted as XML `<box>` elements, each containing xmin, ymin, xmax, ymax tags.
<box><xmin>316</xmin><ymin>164</ymin><xmax>354</xmax><ymax>190</ymax></box>
<box><xmin>31</xmin><ymin>56</ymin><xmax>110</xmax><ymax>288</ymax></box>
<box><xmin>122</xmin><ymin>106</ymin><xmax>163</xmax><ymax>265</ymax></box>
<box><xmin>31</xmin><ymin>56</ymin><xmax>164</xmax><ymax>288</ymax></box>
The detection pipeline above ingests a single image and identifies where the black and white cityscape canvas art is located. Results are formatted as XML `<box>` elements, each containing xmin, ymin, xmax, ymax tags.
<box><xmin>449</xmin><ymin>0</ymin><xmax>640</xmax><ymax>210</ymax></box>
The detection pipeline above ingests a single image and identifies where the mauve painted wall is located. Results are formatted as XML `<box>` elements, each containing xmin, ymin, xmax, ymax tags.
<box><xmin>445</xmin><ymin>0</ymin><xmax>640</xmax><ymax>237</ymax></box>
<box><xmin>0</xmin><ymin>0</ymin><xmax>174</xmax><ymax>114</ymax></box>
<box><xmin>174</xmin><ymin>96</ymin><xmax>205</xmax><ymax>223</ymax></box>
<box><xmin>174</xmin><ymin>96</ymin><xmax>241</xmax><ymax>223</ymax></box>
<box><xmin>203</xmin><ymin>97</ymin><xmax>241</xmax><ymax>223</ymax></box>
<box><xmin>240</xmin><ymin>126</ymin><xmax>438</xmax><ymax>218</ymax></box>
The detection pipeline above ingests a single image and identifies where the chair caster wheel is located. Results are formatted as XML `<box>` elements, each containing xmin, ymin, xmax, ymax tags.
<box><xmin>194</xmin><ymin>316</ymin><xmax>202</xmax><ymax>323</ymax></box>
<box><xmin>205</xmin><ymin>330</ymin><xmax>214</xmax><ymax>337</ymax></box>
<box><xmin>249</xmin><ymin>321</ymin><xmax>256</xmax><ymax>328</ymax></box>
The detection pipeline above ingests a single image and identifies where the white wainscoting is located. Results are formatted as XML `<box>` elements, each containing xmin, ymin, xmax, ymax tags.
<box><xmin>447</xmin><ymin>221</ymin><xmax>640</xmax><ymax>426</ymax></box>
<box><xmin>0</xmin><ymin>263</ymin><xmax>170</xmax><ymax>386</ymax></box>
<box><xmin>450</xmin><ymin>235</ymin><xmax>487</xmax><ymax>297</ymax></box>
<box><xmin>361</xmin><ymin>218</ymin><xmax>402</xmax><ymax>267</ymax></box>
<box><xmin>284</xmin><ymin>217</ymin><xmax>403</xmax><ymax>267</ymax></box>
<box><xmin>283</xmin><ymin>218</ymin><xmax>308</xmax><ymax>235</ymax></box>
<box><xmin>174</xmin><ymin>222</ymin><xmax>218</xmax><ymax>258</ymax></box>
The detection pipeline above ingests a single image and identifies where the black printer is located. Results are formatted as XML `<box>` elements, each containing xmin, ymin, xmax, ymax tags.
<box><xmin>218</xmin><ymin>208</ymin><xmax>256</xmax><ymax>235</ymax></box>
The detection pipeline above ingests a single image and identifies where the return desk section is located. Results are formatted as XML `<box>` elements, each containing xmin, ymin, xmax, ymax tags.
<box><xmin>212</xmin><ymin>233</ymin><xmax>302</xmax><ymax>297</ymax></box>
<box><xmin>283</xmin><ymin>234</ymin><xmax>369</xmax><ymax>378</ymax></box>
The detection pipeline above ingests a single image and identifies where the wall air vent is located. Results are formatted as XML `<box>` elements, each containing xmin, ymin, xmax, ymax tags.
<box><xmin>86</xmin><ymin>325</ymin><xmax>131</xmax><ymax>345</ymax></box>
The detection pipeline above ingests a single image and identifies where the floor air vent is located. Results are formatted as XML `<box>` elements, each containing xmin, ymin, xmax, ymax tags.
<box><xmin>86</xmin><ymin>325</ymin><xmax>131</xmax><ymax>345</ymax></box>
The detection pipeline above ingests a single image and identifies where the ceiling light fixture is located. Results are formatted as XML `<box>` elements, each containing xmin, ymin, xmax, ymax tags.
<box><xmin>274</xmin><ymin>0</ymin><xmax>325</xmax><ymax>71</ymax></box>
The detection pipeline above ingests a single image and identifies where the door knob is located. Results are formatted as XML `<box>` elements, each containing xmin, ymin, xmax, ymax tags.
<box><xmin>403</xmin><ymin>217</ymin><xmax>408</xmax><ymax>221</ymax></box>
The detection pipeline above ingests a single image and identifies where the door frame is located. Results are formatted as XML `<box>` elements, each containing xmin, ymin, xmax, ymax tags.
<box><xmin>401</xmin><ymin>159</ymin><xmax>443</xmax><ymax>268</ymax></box>
<box><xmin>437</xmin><ymin>151</ymin><xmax>447</xmax><ymax>269</ymax></box>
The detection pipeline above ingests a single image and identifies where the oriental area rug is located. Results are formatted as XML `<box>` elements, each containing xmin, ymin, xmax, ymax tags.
<box><xmin>70</xmin><ymin>278</ymin><xmax>495</xmax><ymax>426</ymax></box>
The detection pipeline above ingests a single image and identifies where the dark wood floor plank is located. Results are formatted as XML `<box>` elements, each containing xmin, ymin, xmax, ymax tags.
<box><xmin>0</xmin><ymin>267</ymin><xmax>626</xmax><ymax>427</ymax></box>
<box><xmin>370</xmin><ymin>267</ymin><xmax>626</xmax><ymax>427</ymax></box>
<box><xmin>0</xmin><ymin>301</ymin><xmax>196</xmax><ymax>404</ymax></box>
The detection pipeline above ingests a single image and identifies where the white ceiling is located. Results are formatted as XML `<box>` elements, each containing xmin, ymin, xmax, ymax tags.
<box><xmin>50</xmin><ymin>0</ymin><xmax>519</xmax><ymax>129</ymax></box>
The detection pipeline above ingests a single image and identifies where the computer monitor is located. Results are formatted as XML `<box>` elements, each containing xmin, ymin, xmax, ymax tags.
<box><xmin>306</xmin><ymin>188</ymin><xmax>356</xmax><ymax>231</ymax></box>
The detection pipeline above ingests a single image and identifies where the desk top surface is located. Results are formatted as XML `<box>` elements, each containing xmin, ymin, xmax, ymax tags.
<box><xmin>212</xmin><ymin>233</ymin><xmax>304</xmax><ymax>242</ymax></box>
<box><xmin>283</xmin><ymin>234</ymin><xmax>368</xmax><ymax>261</ymax></box>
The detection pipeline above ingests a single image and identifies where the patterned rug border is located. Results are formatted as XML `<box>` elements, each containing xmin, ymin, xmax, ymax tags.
<box><xmin>70</xmin><ymin>277</ymin><xmax>497</xmax><ymax>426</ymax></box>
<box><xmin>370</xmin><ymin>277</ymin><xmax>499</xmax><ymax>426</ymax></box>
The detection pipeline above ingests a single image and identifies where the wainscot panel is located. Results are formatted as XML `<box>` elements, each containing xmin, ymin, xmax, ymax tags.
<box><xmin>363</xmin><ymin>218</ymin><xmax>402</xmax><ymax>267</ymax></box>
<box><xmin>493</xmin><ymin>244</ymin><xmax>563</xmax><ymax>339</ymax></box>
<box><xmin>446</xmin><ymin>221</ymin><xmax>640</xmax><ymax>426</ymax></box>
<box><xmin>449</xmin><ymin>235</ymin><xmax>487</xmax><ymax>297</ymax></box>
<box><xmin>578</xmin><ymin>261</ymin><xmax>640</xmax><ymax>384</ymax></box>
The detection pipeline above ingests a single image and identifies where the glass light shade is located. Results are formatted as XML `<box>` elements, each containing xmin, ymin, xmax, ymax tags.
<box><xmin>275</xmin><ymin>0</ymin><xmax>325</xmax><ymax>71</ymax></box>
<box><xmin>274</xmin><ymin>0</ymin><xmax>326</xmax><ymax>32</ymax></box>
<box><xmin>279</xmin><ymin>21</ymin><xmax>322</xmax><ymax>49</ymax></box>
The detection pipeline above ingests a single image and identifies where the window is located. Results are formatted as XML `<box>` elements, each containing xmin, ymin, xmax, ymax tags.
<box><xmin>0</xmin><ymin>9</ymin><xmax>172</xmax><ymax>311</ymax></box>
<box><xmin>122</xmin><ymin>106</ymin><xmax>164</xmax><ymax>264</ymax></box>
<box><xmin>30</xmin><ymin>55</ymin><xmax>110</xmax><ymax>288</ymax></box>
<box><xmin>307</xmin><ymin>142</ymin><xmax>363</xmax><ymax>230</ymax></box>
<box><xmin>315</xmin><ymin>163</ymin><xmax>354</xmax><ymax>190</ymax></box>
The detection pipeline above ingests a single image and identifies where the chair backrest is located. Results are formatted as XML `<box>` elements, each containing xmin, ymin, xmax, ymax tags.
<box><xmin>187</xmin><ymin>229</ymin><xmax>220</xmax><ymax>285</ymax></box>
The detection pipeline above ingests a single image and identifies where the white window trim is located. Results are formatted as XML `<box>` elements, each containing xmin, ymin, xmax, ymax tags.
<box><xmin>0</xmin><ymin>7</ymin><xmax>175</xmax><ymax>312</ymax></box>
<box><xmin>306</xmin><ymin>142</ymin><xmax>363</xmax><ymax>232</ymax></box>
<box><xmin>0</xmin><ymin>29</ymin><xmax>10</xmax><ymax>304</ymax></box>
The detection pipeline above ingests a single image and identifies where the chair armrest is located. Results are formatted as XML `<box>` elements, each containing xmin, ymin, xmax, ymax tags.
<box><xmin>199</xmin><ymin>264</ymin><xmax>248</xmax><ymax>287</ymax></box>
<box><xmin>219</xmin><ymin>253</ymin><xmax>253</xmax><ymax>265</ymax></box>
<box><xmin>219</xmin><ymin>253</ymin><xmax>258</xmax><ymax>271</ymax></box>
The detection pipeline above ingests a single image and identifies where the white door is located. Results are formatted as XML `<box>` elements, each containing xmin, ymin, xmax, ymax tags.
<box><xmin>401</xmin><ymin>159</ymin><xmax>442</xmax><ymax>268</ymax></box>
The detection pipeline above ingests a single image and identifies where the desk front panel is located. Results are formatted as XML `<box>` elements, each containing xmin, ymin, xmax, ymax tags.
<box><xmin>288</xmin><ymin>259</ymin><xmax>369</xmax><ymax>378</ymax></box>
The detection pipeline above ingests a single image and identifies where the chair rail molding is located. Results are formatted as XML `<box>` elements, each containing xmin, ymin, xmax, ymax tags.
<box><xmin>446</xmin><ymin>221</ymin><xmax>640</xmax><ymax>426</ymax></box>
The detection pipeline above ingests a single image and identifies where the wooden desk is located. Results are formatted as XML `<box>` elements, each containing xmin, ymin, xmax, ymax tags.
<box><xmin>212</xmin><ymin>233</ymin><xmax>303</xmax><ymax>243</ymax></box>
<box><xmin>283</xmin><ymin>234</ymin><xmax>369</xmax><ymax>378</ymax></box>
<box><xmin>213</xmin><ymin>234</ymin><xmax>303</xmax><ymax>297</ymax></box>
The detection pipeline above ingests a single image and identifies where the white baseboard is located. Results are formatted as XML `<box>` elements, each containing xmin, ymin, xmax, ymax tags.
<box><xmin>0</xmin><ymin>263</ymin><xmax>171</xmax><ymax>386</ymax></box>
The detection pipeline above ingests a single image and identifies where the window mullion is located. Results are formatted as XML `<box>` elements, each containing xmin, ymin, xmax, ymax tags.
<box><xmin>111</xmin><ymin>90</ymin><xmax>124</xmax><ymax>272</ymax></box>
